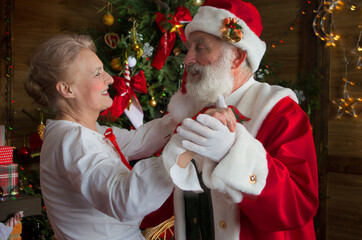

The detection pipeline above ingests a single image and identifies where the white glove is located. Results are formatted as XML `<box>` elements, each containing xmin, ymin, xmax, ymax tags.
<box><xmin>177</xmin><ymin>113</ymin><xmax>236</xmax><ymax>162</ymax></box>
<box><xmin>216</xmin><ymin>95</ymin><xmax>227</xmax><ymax>108</ymax></box>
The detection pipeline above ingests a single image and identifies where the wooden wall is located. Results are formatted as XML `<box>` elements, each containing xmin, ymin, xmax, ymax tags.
<box><xmin>253</xmin><ymin>1</ymin><xmax>362</xmax><ymax>239</ymax></box>
<box><xmin>325</xmin><ymin>5</ymin><xmax>362</xmax><ymax>240</ymax></box>
<box><xmin>2</xmin><ymin>0</ymin><xmax>362</xmax><ymax>239</ymax></box>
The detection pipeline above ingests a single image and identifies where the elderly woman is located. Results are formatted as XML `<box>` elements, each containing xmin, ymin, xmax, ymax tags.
<box><xmin>25</xmin><ymin>34</ymin><xmax>180</xmax><ymax>240</ymax></box>
<box><xmin>25</xmin><ymin>34</ymin><xmax>236</xmax><ymax>240</ymax></box>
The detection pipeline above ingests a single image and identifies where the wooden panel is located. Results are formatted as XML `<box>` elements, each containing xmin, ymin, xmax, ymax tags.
<box><xmin>11</xmin><ymin>0</ymin><xmax>101</xmax><ymax>147</ymax></box>
<box><xmin>328</xmin><ymin>5</ymin><xmax>362</xmax><ymax>158</ymax></box>
<box><xmin>328</xmin><ymin>156</ymin><xmax>362</xmax><ymax>175</ymax></box>
<box><xmin>328</xmin><ymin>119</ymin><xmax>362</xmax><ymax>157</ymax></box>
<box><xmin>253</xmin><ymin>0</ymin><xmax>301</xmax><ymax>83</ymax></box>
<box><xmin>326</xmin><ymin>172</ymin><xmax>362</xmax><ymax>240</ymax></box>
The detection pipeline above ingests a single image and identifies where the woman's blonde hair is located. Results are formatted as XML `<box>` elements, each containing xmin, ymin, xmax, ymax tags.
<box><xmin>25</xmin><ymin>34</ymin><xmax>96</xmax><ymax>110</ymax></box>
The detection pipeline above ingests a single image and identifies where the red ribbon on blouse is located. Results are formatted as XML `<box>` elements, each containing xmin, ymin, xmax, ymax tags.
<box><xmin>104</xmin><ymin>128</ymin><xmax>132</xmax><ymax>171</ymax></box>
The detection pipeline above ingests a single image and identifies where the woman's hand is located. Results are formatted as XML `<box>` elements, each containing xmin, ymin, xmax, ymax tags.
<box><xmin>204</xmin><ymin>95</ymin><xmax>236</xmax><ymax>132</ymax></box>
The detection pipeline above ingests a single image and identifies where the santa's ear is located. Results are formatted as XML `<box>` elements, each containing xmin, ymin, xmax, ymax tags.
<box><xmin>232</xmin><ymin>48</ymin><xmax>247</xmax><ymax>69</ymax></box>
<box><xmin>56</xmin><ymin>82</ymin><xmax>75</xmax><ymax>98</ymax></box>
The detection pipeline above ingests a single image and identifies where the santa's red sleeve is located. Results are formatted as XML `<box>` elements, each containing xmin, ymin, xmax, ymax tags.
<box><xmin>238</xmin><ymin>96</ymin><xmax>319</xmax><ymax>231</ymax></box>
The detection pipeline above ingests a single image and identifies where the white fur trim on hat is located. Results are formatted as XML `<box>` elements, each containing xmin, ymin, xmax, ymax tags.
<box><xmin>185</xmin><ymin>6</ymin><xmax>266</xmax><ymax>73</ymax></box>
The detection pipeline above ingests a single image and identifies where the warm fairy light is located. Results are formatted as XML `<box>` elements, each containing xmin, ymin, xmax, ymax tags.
<box><xmin>269</xmin><ymin>0</ymin><xmax>313</xmax><ymax>48</ymax></box>
<box><xmin>350</xmin><ymin>5</ymin><xmax>356</xmax><ymax>11</ymax></box>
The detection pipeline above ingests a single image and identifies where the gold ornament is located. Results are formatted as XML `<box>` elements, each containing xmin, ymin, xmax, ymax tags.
<box><xmin>111</xmin><ymin>57</ymin><xmax>122</xmax><ymax>71</ymax></box>
<box><xmin>127</xmin><ymin>98</ymin><xmax>132</xmax><ymax>111</ymax></box>
<box><xmin>37</xmin><ymin>124</ymin><xmax>45</xmax><ymax>140</ymax></box>
<box><xmin>193</xmin><ymin>0</ymin><xmax>203</xmax><ymax>6</ymax></box>
<box><xmin>170</xmin><ymin>24</ymin><xmax>184</xmax><ymax>35</ymax></box>
<box><xmin>173</xmin><ymin>47</ymin><xmax>182</xmax><ymax>56</ymax></box>
<box><xmin>219</xmin><ymin>17</ymin><xmax>243</xmax><ymax>43</ymax></box>
<box><xmin>150</xmin><ymin>97</ymin><xmax>157</xmax><ymax>108</ymax></box>
<box><xmin>37</xmin><ymin>108</ymin><xmax>45</xmax><ymax>140</ymax></box>
<box><xmin>132</xmin><ymin>43</ymin><xmax>140</xmax><ymax>52</ymax></box>
<box><xmin>103</xmin><ymin>13</ymin><xmax>114</xmax><ymax>26</ymax></box>
<box><xmin>137</xmin><ymin>48</ymin><xmax>143</xmax><ymax>58</ymax></box>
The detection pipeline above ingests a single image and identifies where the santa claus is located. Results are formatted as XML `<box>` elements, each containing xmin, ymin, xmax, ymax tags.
<box><xmin>161</xmin><ymin>0</ymin><xmax>319</xmax><ymax>239</ymax></box>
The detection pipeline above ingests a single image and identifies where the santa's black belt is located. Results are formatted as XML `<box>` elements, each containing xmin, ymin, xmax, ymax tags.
<box><xmin>183</xmin><ymin>160</ymin><xmax>215</xmax><ymax>240</ymax></box>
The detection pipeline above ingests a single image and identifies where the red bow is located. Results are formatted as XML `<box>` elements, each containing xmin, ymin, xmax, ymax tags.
<box><xmin>151</xmin><ymin>6</ymin><xmax>192</xmax><ymax>70</ymax></box>
<box><xmin>100</xmin><ymin>70</ymin><xmax>147</xmax><ymax>121</ymax></box>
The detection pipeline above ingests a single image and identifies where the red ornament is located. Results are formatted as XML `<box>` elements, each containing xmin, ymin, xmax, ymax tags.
<box><xmin>18</xmin><ymin>146</ymin><xmax>31</xmax><ymax>160</ymax></box>
<box><xmin>29</xmin><ymin>132</ymin><xmax>43</xmax><ymax>152</ymax></box>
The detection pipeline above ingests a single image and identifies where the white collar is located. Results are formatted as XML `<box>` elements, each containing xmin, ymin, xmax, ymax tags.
<box><xmin>226</xmin><ymin>77</ymin><xmax>256</xmax><ymax>106</ymax></box>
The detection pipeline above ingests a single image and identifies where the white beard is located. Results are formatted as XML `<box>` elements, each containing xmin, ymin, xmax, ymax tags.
<box><xmin>168</xmin><ymin>48</ymin><xmax>235</xmax><ymax>123</ymax></box>
<box><xmin>185</xmin><ymin>48</ymin><xmax>234</xmax><ymax>110</ymax></box>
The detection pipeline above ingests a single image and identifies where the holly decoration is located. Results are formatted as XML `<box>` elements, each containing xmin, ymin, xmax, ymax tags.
<box><xmin>219</xmin><ymin>17</ymin><xmax>243</xmax><ymax>43</ymax></box>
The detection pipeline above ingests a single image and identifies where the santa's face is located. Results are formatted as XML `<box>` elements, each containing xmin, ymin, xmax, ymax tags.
<box><xmin>184</xmin><ymin>31</ymin><xmax>234</xmax><ymax>106</ymax></box>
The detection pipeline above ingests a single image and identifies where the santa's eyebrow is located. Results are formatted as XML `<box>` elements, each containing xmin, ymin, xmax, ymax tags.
<box><xmin>191</xmin><ymin>37</ymin><xmax>213</xmax><ymax>48</ymax></box>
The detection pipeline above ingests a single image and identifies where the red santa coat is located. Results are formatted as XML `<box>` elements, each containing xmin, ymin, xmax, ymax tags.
<box><xmin>151</xmin><ymin>78</ymin><xmax>319</xmax><ymax>240</ymax></box>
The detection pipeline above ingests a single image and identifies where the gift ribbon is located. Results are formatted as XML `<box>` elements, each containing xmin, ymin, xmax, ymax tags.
<box><xmin>151</xmin><ymin>6</ymin><xmax>192</xmax><ymax>70</ymax></box>
<box><xmin>100</xmin><ymin>65</ymin><xmax>147</xmax><ymax>121</ymax></box>
<box><xmin>104</xmin><ymin>128</ymin><xmax>132</xmax><ymax>171</ymax></box>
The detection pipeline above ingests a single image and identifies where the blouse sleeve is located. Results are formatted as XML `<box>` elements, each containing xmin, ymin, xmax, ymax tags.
<box><xmin>57</xmin><ymin>127</ymin><xmax>174</xmax><ymax>222</ymax></box>
<box><xmin>98</xmin><ymin>114</ymin><xmax>177</xmax><ymax>160</ymax></box>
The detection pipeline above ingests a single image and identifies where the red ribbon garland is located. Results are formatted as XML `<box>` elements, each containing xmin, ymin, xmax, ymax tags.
<box><xmin>100</xmin><ymin>71</ymin><xmax>147</xmax><ymax>121</ymax></box>
<box><xmin>104</xmin><ymin>128</ymin><xmax>132</xmax><ymax>171</ymax></box>
<box><xmin>151</xmin><ymin>6</ymin><xmax>192</xmax><ymax>70</ymax></box>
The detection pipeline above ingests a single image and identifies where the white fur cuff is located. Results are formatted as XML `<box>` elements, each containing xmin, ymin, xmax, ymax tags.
<box><xmin>207</xmin><ymin>123</ymin><xmax>268</xmax><ymax>202</ymax></box>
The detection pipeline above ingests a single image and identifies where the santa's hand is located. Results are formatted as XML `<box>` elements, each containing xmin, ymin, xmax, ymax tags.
<box><xmin>178</xmin><ymin>114</ymin><xmax>236</xmax><ymax>162</ymax></box>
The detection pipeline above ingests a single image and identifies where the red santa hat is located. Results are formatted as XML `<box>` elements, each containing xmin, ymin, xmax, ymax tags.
<box><xmin>185</xmin><ymin>0</ymin><xmax>266</xmax><ymax>73</ymax></box>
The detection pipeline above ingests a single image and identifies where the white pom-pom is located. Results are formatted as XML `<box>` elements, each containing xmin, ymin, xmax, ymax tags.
<box><xmin>127</xmin><ymin>56</ymin><xmax>137</xmax><ymax>68</ymax></box>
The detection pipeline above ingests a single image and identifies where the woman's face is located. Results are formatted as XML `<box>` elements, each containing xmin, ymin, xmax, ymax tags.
<box><xmin>66</xmin><ymin>49</ymin><xmax>114</xmax><ymax>115</ymax></box>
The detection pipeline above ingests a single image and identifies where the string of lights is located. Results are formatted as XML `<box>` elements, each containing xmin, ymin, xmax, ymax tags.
<box><xmin>0</xmin><ymin>0</ymin><xmax>14</xmax><ymax>143</ymax></box>
<box><xmin>313</xmin><ymin>0</ymin><xmax>361</xmax><ymax>118</ymax></box>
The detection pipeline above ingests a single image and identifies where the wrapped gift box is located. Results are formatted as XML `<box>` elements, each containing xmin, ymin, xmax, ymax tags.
<box><xmin>0</xmin><ymin>146</ymin><xmax>13</xmax><ymax>165</ymax></box>
<box><xmin>0</xmin><ymin>164</ymin><xmax>18</xmax><ymax>196</ymax></box>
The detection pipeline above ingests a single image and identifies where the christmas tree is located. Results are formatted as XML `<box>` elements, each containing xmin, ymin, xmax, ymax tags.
<box><xmin>88</xmin><ymin>0</ymin><xmax>202</xmax><ymax>128</ymax></box>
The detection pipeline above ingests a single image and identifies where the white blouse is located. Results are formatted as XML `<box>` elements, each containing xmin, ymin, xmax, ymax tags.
<box><xmin>40</xmin><ymin>115</ymin><xmax>176</xmax><ymax>240</ymax></box>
